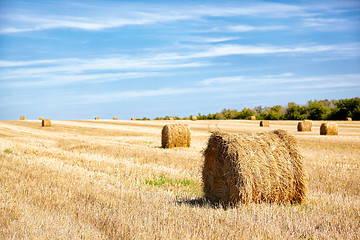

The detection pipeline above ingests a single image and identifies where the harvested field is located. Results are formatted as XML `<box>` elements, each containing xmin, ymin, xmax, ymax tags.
<box><xmin>0</xmin><ymin>119</ymin><xmax>359</xmax><ymax>239</ymax></box>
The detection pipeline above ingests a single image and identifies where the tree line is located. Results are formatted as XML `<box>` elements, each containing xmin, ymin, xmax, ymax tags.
<box><xmin>153</xmin><ymin>97</ymin><xmax>359</xmax><ymax>121</ymax></box>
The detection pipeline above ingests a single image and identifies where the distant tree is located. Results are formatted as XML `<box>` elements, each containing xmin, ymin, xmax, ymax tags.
<box><xmin>254</xmin><ymin>106</ymin><xmax>265</xmax><ymax>115</ymax></box>
<box><xmin>284</xmin><ymin>102</ymin><xmax>308</xmax><ymax>120</ymax></box>
<box><xmin>329</xmin><ymin>97</ymin><xmax>360</xmax><ymax>120</ymax></box>
<box><xmin>352</xmin><ymin>105</ymin><xmax>360</xmax><ymax>120</ymax></box>
<box><xmin>213</xmin><ymin>113</ymin><xmax>221</xmax><ymax>120</ymax></box>
<box><xmin>307</xmin><ymin>100</ymin><xmax>331</xmax><ymax>120</ymax></box>
<box><xmin>235</xmin><ymin>108</ymin><xmax>255</xmax><ymax>119</ymax></box>
<box><xmin>221</xmin><ymin>108</ymin><xmax>238</xmax><ymax>119</ymax></box>
<box><xmin>264</xmin><ymin>105</ymin><xmax>281</xmax><ymax>120</ymax></box>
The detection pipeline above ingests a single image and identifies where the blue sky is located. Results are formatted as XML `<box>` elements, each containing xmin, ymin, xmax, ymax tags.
<box><xmin>0</xmin><ymin>0</ymin><xmax>359</xmax><ymax>120</ymax></box>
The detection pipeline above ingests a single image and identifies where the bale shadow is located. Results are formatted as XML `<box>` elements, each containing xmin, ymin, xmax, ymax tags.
<box><xmin>175</xmin><ymin>197</ymin><xmax>231</xmax><ymax>210</ymax></box>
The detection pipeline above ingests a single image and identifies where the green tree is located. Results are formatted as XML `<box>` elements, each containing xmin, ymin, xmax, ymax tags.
<box><xmin>329</xmin><ymin>97</ymin><xmax>360</xmax><ymax>120</ymax></box>
<box><xmin>235</xmin><ymin>108</ymin><xmax>255</xmax><ymax>119</ymax></box>
<box><xmin>284</xmin><ymin>102</ymin><xmax>308</xmax><ymax>120</ymax></box>
<box><xmin>265</xmin><ymin>105</ymin><xmax>284</xmax><ymax>120</ymax></box>
<box><xmin>307</xmin><ymin>100</ymin><xmax>331</xmax><ymax>120</ymax></box>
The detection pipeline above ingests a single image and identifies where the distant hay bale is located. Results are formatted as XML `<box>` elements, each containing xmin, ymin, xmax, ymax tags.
<box><xmin>191</xmin><ymin>116</ymin><xmax>197</xmax><ymax>121</ymax></box>
<box><xmin>39</xmin><ymin>117</ymin><xmax>43</xmax><ymax>120</ymax></box>
<box><xmin>161</xmin><ymin>124</ymin><xmax>191</xmax><ymax>148</ymax></box>
<box><xmin>20</xmin><ymin>116</ymin><xmax>25</xmax><ymax>120</ymax></box>
<box><xmin>131</xmin><ymin>117</ymin><xmax>136</xmax><ymax>120</ymax></box>
<box><xmin>113</xmin><ymin>117</ymin><xmax>118</xmax><ymax>120</ymax></box>
<box><xmin>202</xmin><ymin>130</ymin><xmax>306</xmax><ymax>205</ymax></box>
<box><xmin>346</xmin><ymin>117</ymin><xmax>352</xmax><ymax>121</ymax></box>
<box><xmin>298</xmin><ymin>121</ymin><xmax>312</xmax><ymax>132</ymax></box>
<box><xmin>260</xmin><ymin>120</ymin><xmax>269</xmax><ymax>127</ymax></box>
<box><xmin>250</xmin><ymin>116</ymin><xmax>256</xmax><ymax>120</ymax></box>
<box><xmin>320</xmin><ymin>122</ymin><xmax>338</xmax><ymax>135</ymax></box>
<box><xmin>169</xmin><ymin>117</ymin><xmax>174</xmax><ymax>121</ymax></box>
<box><xmin>42</xmin><ymin>119</ymin><xmax>51</xmax><ymax>127</ymax></box>
<box><xmin>95</xmin><ymin>117</ymin><xmax>100</xmax><ymax>120</ymax></box>
<box><xmin>303</xmin><ymin>119</ymin><xmax>312</xmax><ymax>128</ymax></box>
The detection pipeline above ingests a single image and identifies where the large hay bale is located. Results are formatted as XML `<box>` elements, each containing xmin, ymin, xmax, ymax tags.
<box><xmin>95</xmin><ymin>117</ymin><xmax>100</xmax><ymax>120</ymax></box>
<box><xmin>298</xmin><ymin>121</ymin><xmax>312</xmax><ymax>132</ymax></box>
<box><xmin>42</xmin><ymin>119</ymin><xmax>51</xmax><ymax>127</ymax></box>
<box><xmin>131</xmin><ymin>117</ymin><xmax>136</xmax><ymax>121</ymax></box>
<box><xmin>202</xmin><ymin>130</ymin><xmax>306</xmax><ymax>205</ymax></box>
<box><xmin>113</xmin><ymin>117</ymin><xmax>118</xmax><ymax>120</ymax></box>
<box><xmin>161</xmin><ymin>124</ymin><xmax>191</xmax><ymax>148</ymax></box>
<box><xmin>260</xmin><ymin>120</ymin><xmax>269</xmax><ymax>127</ymax></box>
<box><xmin>20</xmin><ymin>116</ymin><xmax>25</xmax><ymax>120</ymax></box>
<box><xmin>39</xmin><ymin>117</ymin><xmax>43</xmax><ymax>120</ymax></box>
<box><xmin>250</xmin><ymin>116</ymin><xmax>256</xmax><ymax>120</ymax></box>
<box><xmin>191</xmin><ymin>116</ymin><xmax>197</xmax><ymax>121</ymax></box>
<box><xmin>346</xmin><ymin>117</ymin><xmax>352</xmax><ymax>121</ymax></box>
<box><xmin>320</xmin><ymin>122</ymin><xmax>338</xmax><ymax>135</ymax></box>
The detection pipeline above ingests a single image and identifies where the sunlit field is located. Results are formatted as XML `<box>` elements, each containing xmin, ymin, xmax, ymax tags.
<box><xmin>1</xmin><ymin>119</ymin><xmax>359</xmax><ymax>239</ymax></box>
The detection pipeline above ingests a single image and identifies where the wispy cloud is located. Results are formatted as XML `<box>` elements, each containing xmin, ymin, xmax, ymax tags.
<box><xmin>0</xmin><ymin>56</ymin><xmax>208</xmax><ymax>87</ymax></box>
<box><xmin>182</xmin><ymin>36</ymin><xmax>240</xmax><ymax>43</ymax></box>
<box><xmin>198</xmin><ymin>73</ymin><xmax>360</xmax><ymax>86</ymax></box>
<box><xmin>153</xmin><ymin>42</ymin><xmax>360</xmax><ymax>60</ymax></box>
<box><xmin>301</xmin><ymin>17</ymin><xmax>360</xmax><ymax>30</ymax></box>
<box><xmin>226</xmin><ymin>25</ymin><xmax>287</xmax><ymax>32</ymax></box>
<box><xmin>54</xmin><ymin>73</ymin><xmax>360</xmax><ymax>105</ymax></box>
<box><xmin>0</xmin><ymin>1</ymin><xmax>326</xmax><ymax>34</ymax></box>
<box><xmin>2</xmin><ymin>41</ymin><xmax>359</xmax><ymax>88</ymax></box>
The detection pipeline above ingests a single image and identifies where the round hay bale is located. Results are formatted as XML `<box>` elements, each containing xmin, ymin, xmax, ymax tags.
<box><xmin>346</xmin><ymin>117</ymin><xmax>352</xmax><ymax>121</ymax></box>
<box><xmin>95</xmin><ymin>117</ymin><xmax>100</xmax><ymax>120</ymax></box>
<box><xmin>298</xmin><ymin>121</ymin><xmax>311</xmax><ymax>132</ymax></box>
<box><xmin>260</xmin><ymin>120</ymin><xmax>269</xmax><ymax>127</ymax></box>
<box><xmin>20</xmin><ymin>116</ymin><xmax>25</xmax><ymax>120</ymax></box>
<box><xmin>39</xmin><ymin>117</ymin><xmax>44</xmax><ymax>120</ymax></box>
<box><xmin>250</xmin><ymin>116</ymin><xmax>256</xmax><ymax>120</ymax></box>
<box><xmin>169</xmin><ymin>117</ymin><xmax>174</xmax><ymax>121</ymax></box>
<box><xmin>42</xmin><ymin>119</ymin><xmax>51</xmax><ymax>127</ymax></box>
<box><xmin>113</xmin><ymin>117</ymin><xmax>118</xmax><ymax>120</ymax></box>
<box><xmin>320</xmin><ymin>122</ymin><xmax>338</xmax><ymax>135</ymax></box>
<box><xmin>191</xmin><ymin>116</ymin><xmax>197</xmax><ymax>121</ymax></box>
<box><xmin>131</xmin><ymin>117</ymin><xmax>136</xmax><ymax>121</ymax></box>
<box><xmin>202</xmin><ymin>130</ymin><xmax>306</xmax><ymax>205</ymax></box>
<box><xmin>303</xmin><ymin>119</ymin><xmax>312</xmax><ymax>128</ymax></box>
<box><xmin>161</xmin><ymin>124</ymin><xmax>191</xmax><ymax>148</ymax></box>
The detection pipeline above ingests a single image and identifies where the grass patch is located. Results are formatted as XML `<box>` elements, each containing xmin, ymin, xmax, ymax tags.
<box><xmin>142</xmin><ymin>175</ymin><xmax>194</xmax><ymax>187</ymax></box>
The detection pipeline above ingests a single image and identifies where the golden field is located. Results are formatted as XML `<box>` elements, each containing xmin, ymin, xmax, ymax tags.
<box><xmin>0</xmin><ymin>119</ymin><xmax>359</xmax><ymax>239</ymax></box>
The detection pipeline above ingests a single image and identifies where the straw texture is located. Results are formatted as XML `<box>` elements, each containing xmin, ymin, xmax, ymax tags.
<box><xmin>42</xmin><ymin>119</ymin><xmax>51</xmax><ymax>127</ymax></box>
<box><xmin>320</xmin><ymin>122</ymin><xmax>338</xmax><ymax>135</ymax></box>
<box><xmin>202</xmin><ymin>130</ymin><xmax>306</xmax><ymax>205</ymax></box>
<box><xmin>161</xmin><ymin>124</ymin><xmax>191</xmax><ymax>148</ymax></box>
<box><xmin>260</xmin><ymin>120</ymin><xmax>270</xmax><ymax>127</ymax></box>
<box><xmin>298</xmin><ymin>121</ymin><xmax>312</xmax><ymax>132</ymax></box>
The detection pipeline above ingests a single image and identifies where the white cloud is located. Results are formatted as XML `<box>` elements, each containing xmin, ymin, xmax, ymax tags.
<box><xmin>0</xmin><ymin>2</ymin><xmax>323</xmax><ymax>34</ymax></box>
<box><xmin>66</xmin><ymin>87</ymin><xmax>200</xmax><ymax>104</ymax></box>
<box><xmin>183</xmin><ymin>36</ymin><xmax>240</xmax><ymax>43</ymax></box>
<box><xmin>226</xmin><ymin>25</ymin><xmax>287</xmax><ymax>32</ymax></box>
<box><xmin>199</xmin><ymin>73</ymin><xmax>360</xmax><ymax>86</ymax></box>
<box><xmin>153</xmin><ymin>43</ymin><xmax>360</xmax><ymax>60</ymax></box>
<box><xmin>7</xmin><ymin>72</ymin><xmax>158</xmax><ymax>87</ymax></box>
